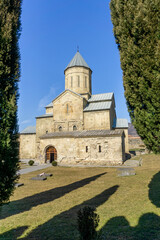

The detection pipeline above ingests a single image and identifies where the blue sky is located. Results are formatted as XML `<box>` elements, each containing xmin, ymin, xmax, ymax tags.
<box><xmin>19</xmin><ymin>0</ymin><xmax>130</xmax><ymax>132</ymax></box>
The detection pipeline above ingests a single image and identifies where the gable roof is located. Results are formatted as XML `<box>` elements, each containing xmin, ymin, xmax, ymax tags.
<box><xmin>65</xmin><ymin>51</ymin><xmax>91</xmax><ymax>71</ymax></box>
<box><xmin>20</xmin><ymin>126</ymin><xmax>36</xmax><ymax>134</ymax></box>
<box><xmin>83</xmin><ymin>101</ymin><xmax>112</xmax><ymax>112</ymax></box>
<box><xmin>88</xmin><ymin>93</ymin><xmax>113</xmax><ymax>102</ymax></box>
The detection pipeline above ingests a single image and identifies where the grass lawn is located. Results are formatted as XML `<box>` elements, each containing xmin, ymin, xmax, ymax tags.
<box><xmin>0</xmin><ymin>154</ymin><xmax>160</xmax><ymax>240</ymax></box>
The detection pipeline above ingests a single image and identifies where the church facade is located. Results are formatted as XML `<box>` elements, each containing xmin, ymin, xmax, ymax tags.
<box><xmin>20</xmin><ymin>51</ymin><xmax>128</xmax><ymax>166</ymax></box>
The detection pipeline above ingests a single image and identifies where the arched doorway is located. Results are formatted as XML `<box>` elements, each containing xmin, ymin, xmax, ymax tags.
<box><xmin>45</xmin><ymin>146</ymin><xmax>57</xmax><ymax>163</ymax></box>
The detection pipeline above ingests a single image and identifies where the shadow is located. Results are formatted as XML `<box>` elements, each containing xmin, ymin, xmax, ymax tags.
<box><xmin>0</xmin><ymin>226</ymin><xmax>28</xmax><ymax>240</ymax></box>
<box><xmin>22</xmin><ymin>185</ymin><xmax>119</xmax><ymax>240</ymax></box>
<box><xmin>148</xmin><ymin>171</ymin><xmax>160</xmax><ymax>207</ymax></box>
<box><xmin>0</xmin><ymin>172</ymin><xmax>106</xmax><ymax>220</ymax></box>
<box><xmin>98</xmin><ymin>171</ymin><xmax>160</xmax><ymax>240</ymax></box>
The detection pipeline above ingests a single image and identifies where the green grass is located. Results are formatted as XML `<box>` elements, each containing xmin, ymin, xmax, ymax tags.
<box><xmin>0</xmin><ymin>154</ymin><xmax>160</xmax><ymax>239</ymax></box>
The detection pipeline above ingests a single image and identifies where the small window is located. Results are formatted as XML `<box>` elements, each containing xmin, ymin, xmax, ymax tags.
<box><xmin>86</xmin><ymin>146</ymin><xmax>88</xmax><ymax>152</ymax></box>
<box><xmin>71</xmin><ymin>76</ymin><xmax>73</xmax><ymax>87</ymax></box>
<box><xmin>99</xmin><ymin>145</ymin><xmax>101</xmax><ymax>152</ymax></box>
<box><xmin>77</xmin><ymin>75</ymin><xmax>80</xmax><ymax>87</ymax></box>
<box><xmin>85</xmin><ymin>76</ymin><xmax>87</xmax><ymax>88</ymax></box>
<box><xmin>73</xmin><ymin>125</ymin><xmax>77</xmax><ymax>131</ymax></box>
<box><xmin>59</xmin><ymin>126</ymin><xmax>62</xmax><ymax>131</ymax></box>
<box><xmin>46</xmin><ymin>130</ymin><xmax>48</xmax><ymax>134</ymax></box>
<box><xmin>67</xmin><ymin>104</ymin><xmax>69</xmax><ymax>114</ymax></box>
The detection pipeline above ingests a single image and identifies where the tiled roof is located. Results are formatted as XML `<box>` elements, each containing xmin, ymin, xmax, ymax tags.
<box><xmin>83</xmin><ymin>101</ymin><xmax>112</xmax><ymax>112</ymax></box>
<box><xmin>20</xmin><ymin>126</ymin><xmax>36</xmax><ymax>134</ymax></box>
<box><xmin>113</xmin><ymin>118</ymin><xmax>128</xmax><ymax>128</ymax></box>
<box><xmin>65</xmin><ymin>51</ymin><xmax>90</xmax><ymax>71</ymax></box>
<box><xmin>36</xmin><ymin>113</ymin><xmax>53</xmax><ymax>119</ymax></box>
<box><xmin>88</xmin><ymin>93</ymin><xmax>113</xmax><ymax>102</ymax></box>
<box><xmin>40</xmin><ymin>129</ymin><xmax>123</xmax><ymax>139</ymax></box>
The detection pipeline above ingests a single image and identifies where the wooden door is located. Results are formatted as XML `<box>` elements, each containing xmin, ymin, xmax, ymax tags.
<box><xmin>46</xmin><ymin>146</ymin><xmax>57</xmax><ymax>163</ymax></box>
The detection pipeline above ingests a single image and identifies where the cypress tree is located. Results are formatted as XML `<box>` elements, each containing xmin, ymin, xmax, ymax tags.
<box><xmin>0</xmin><ymin>0</ymin><xmax>22</xmax><ymax>205</ymax></box>
<box><xmin>110</xmin><ymin>0</ymin><xmax>160</xmax><ymax>153</ymax></box>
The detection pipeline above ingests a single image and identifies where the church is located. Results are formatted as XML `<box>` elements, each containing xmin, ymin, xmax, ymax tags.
<box><xmin>20</xmin><ymin>51</ymin><xmax>128</xmax><ymax>166</ymax></box>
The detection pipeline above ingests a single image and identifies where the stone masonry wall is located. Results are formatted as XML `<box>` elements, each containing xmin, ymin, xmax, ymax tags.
<box><xmin>37</xmin><ymin>135</ymin><xmax>124</xmax><ymax>166</ymax></box>
<box><xmin>84</xmin><ymin>111</ymin><xmax>110</xmax><ymax>130</ymax></box>
<box><xmin>19</xmin><ymin>134</ymin><xmax>36</xmax><ymax>159</ymax></box>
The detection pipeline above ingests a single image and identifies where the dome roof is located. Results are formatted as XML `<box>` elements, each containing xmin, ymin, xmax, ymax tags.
<box><xmin>65</xmin><ymin>51</ymin><xmax>91</xmax><ymax>71</ymax></box>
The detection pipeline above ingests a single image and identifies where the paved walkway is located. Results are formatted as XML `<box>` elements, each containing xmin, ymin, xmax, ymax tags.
<box><xmin>18</xmin><ymin>164</ymin><xmax>52</xmax><ymax>175</ymax></box>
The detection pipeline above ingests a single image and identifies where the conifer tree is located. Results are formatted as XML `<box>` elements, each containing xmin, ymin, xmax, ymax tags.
<box><xmin>0</xmin><ymin>0</ymin><xmax>22</xmax><ymax>205</ymax></box>
<box><xmin>110</xmin><ymin>0</ymin><xmax>160</xmax><ymax>153</ymax></box>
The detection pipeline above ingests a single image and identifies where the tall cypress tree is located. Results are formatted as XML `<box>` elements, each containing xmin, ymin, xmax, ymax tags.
<box><xmin>110</xmin><ymin>0</ymin><xmax>160</xmax><ymax>153</ymax></box>
<box><xmin>0</xmin><ymin>0</ymin><xmax>22</xmax><ymax>205</ymax></box>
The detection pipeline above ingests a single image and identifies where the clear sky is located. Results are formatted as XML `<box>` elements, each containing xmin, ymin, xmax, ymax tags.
<box><xmin>18</xmin><ymin>0</ymin><xmax>130</xmax><ymax>132</ymax></box>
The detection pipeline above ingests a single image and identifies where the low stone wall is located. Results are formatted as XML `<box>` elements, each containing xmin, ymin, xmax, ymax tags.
<box><xmin>129</xmin><ymin>137</ymin><xmax>145</xmax><ymax>150</ymax></box>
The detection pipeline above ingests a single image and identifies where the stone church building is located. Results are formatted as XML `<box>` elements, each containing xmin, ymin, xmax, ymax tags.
<box><xmin>20</xmin><ymin>51</ymin><xmax>128</xmax><ymax>166</ymax></box>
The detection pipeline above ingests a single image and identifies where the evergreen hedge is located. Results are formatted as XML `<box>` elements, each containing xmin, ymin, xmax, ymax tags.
<box><xmin>110</xmin><ymin>0</ymin><xmax>160</xmax><ymax>153</ymax></box>
<box><xmin>0</xmin><ymin>0</ymin><xmax>22</xmax><ymax>205</ymax></box>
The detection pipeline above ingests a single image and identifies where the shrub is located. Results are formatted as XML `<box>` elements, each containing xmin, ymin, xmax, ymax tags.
<box><xmin>28</xmin><ymin>160</ymin><xmax>34</xmax><ymax>166</ymax></box>
<box><xmin>52</xmin><ymin>160</ymin><xmax>57</xmax><ymax>166</ymax></box>
<box><xmin>77</xmin><ymin>206</ymin><xmax>100</xmax><ymax>240</ymax></box>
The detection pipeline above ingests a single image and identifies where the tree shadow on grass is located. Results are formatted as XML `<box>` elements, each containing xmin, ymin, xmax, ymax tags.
<box><xmin>0</xmin><ymin>172</ymin><xmax>106</xmax><ymax>220</ymax></box>
<box><xmin>98</xmin><ymin>171</ymin><xmax>160</xmax><ymax>240</ymax></box>
<box><xmin>22</xmin><ymin>185</ymin><xmax>119</xmax><ymax>240</ymax></box>
<box><xmin>0</xmin><ymin>226</ymin><xmax>28</xmax><ymax>240</ymax></box>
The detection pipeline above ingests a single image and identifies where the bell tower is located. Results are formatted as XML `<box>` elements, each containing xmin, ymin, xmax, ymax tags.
<box><xmin>64</xmin><ymin>50</ymin><xmax>92</xmax><ymax>100</ymax></box>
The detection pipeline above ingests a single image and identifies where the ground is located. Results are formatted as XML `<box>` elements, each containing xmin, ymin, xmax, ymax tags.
<box><xmin>0</xmin><ymin>154</ymin><xmax>160</xmax><ymax>240</ymax></box>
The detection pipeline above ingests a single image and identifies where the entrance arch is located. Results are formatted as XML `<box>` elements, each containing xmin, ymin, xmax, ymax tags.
<box><xmin>45</xmin><ymin>146</ymin><xmax>57</xmax><ymax>163</ymax></box>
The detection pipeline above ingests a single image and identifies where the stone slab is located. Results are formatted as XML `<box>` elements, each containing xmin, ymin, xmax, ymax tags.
<box><xmin>123</xmin><ymin>159</ymin><xmax>142</xmax><ymax>167</ymax></box>
<box><xmin>117</xmin><ymin>167</ymin><xmax>136</xmax><ymax>177</ymax></box>
<box><xmin>38</xmin><ymin>173</ymin><xmax>53</xmax><ymax>177</ymax></box>
<box><xmin>15</xmin><ymin>183</ymin><xmax>24</xmax><ymax>187</ymax></box>
<box><xmin>31</xmin><ymin>176</ymin><xmax>47</xmax><ymax>181</ymax></box>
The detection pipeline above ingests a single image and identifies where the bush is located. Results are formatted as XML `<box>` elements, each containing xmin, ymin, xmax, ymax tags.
<box><xmin>28</xmin><ymin>160</ymin><xmax>34</xmax><ymax>166</ymax></box>
<box><xmin>77</xmin><ymin>206</ymin><xmax>100</xmax><ymax>240</ymax></box>
<box><xmin>52</xmin><ymin>160</ymin><xmax>57</xmax><ymax>166</ymax></box>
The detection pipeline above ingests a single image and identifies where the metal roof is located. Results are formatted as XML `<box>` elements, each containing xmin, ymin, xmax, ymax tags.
<box><xmin>113</xmin><ymin>118</ymin><xmax>128</xmax><ymax>129</ymax></box>
<box><xmin>40</xmin><ymin>129</ymin><xmax>123</xmax><ymax>139</ymax></box>
<box><xmin>45</xmin><ymin>102</ymin><xmax>53</xmax><ymax>108</ymax></box>
<box><xmin>88</xmin><ymin>93</ymin><xmax>113</xmax><ymax>102</ymax></box>
<box><xmin>20</xmin><ymin>126</ymin><xmax>36</xmax><ymax>134</ymax></box>
<box><xmin>83</xmin><ymin>101</ymin><xmax>112</xmax><ymax>112</ymax></box>
<box><xmin>65</xmin><ymin>51</ymin><xmax>90</xmax><ymax>71</ymax></box>
<box><xmin>36</xmin><ymin>113</ymin><xmax>53</xmax><ymax>119</ymax></box>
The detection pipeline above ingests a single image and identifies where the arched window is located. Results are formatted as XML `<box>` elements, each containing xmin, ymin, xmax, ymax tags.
<box><xmin>77</xmin><ymin>75</ymin><xmax>80</xmax><ymax>87</ymax></box>
<box><xmin>73</xmin><ymin>125</ymin><xmax>77</xmax><ymax>131</ymax></box>
<box><xmin>71</xmin><ymin>76</ymin><xmax>73</xmax><ymax>87</ymax></box>
<box><xmin>85</xmin><ymin>76</ymin><xmax>87</xmax><ymax>88</ymax></box>
<box><xmin>46</xmin><ymin>130</ymin><xmax>48</xmax><ymax>134</ymax></box>
<box><xmin>66</xmin><ymin>104</ymin><xmax>69</xmax><ymax>114</ymax></box>
<box><xmin>59</xmin><ymin>126</ymin><xmax>62</xmax><ymax>131</ymax></box>
<box><xmin>99</xmin><ymin>145</ymin><xmax>101</xmax><ymax>152</ymax></box>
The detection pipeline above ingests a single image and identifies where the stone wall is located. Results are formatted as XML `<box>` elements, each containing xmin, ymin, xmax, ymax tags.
<box><xmin>129</xmin><ymin>137</ymin><xmax>145</xmax><ymax>150</ymax></box>
<box><xmin>84</xmin><ymin>111</ymin><xmax>110</xmax><ymax>130</ymax></box>
<box><xmin>19</xmin><ymin>134</ymin><xmax>36</xmax><ymax>159</ymax></box>
<box><xmin>53</xmin><ymin>90</ymin><xmax>86</xmax><ymax>131</ymax></box>
<box><xmin>37</xmin><ymin>135</ymin><xmax>125</xmax><ymax>166</ymax></box>
<box><xmin>46</xmin><ymin>107</ymin><xmax>53</xmax><ymax>114</ymax></box>
<box><xmin>64</xmin><ymin>66</ymin><xmax>92</xmax><ymax>97</ymax></box>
